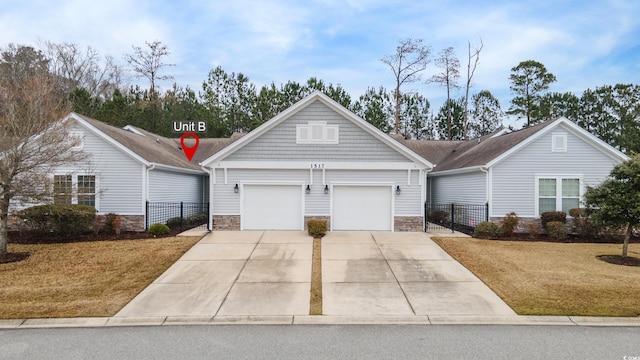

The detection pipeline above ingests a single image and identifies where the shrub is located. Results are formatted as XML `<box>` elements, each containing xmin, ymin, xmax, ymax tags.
<box><xmin>18</xmin><ymin>204</ymin><xmax>96</xmax><ymax>237</ymax></box>
<box><xmin>568</xmin><ymin>208</ymin><xmax>584</xmax><ymax>218</ymax></box>
<box><xmin>166</xmin><ymin>217</ymin><xmax>183</xmax><ymax>229</ymax></box>
<box><xmin>307</xmin><ymin>220</ymin><xmax>327</xmax><ymax>238</ymax></box>
<box><xmin>546</xmin><ymin>221</ymin><xmax>568</xmax><ymax>240</ymax></box>
<box><xmin>525</xmin><ymin>221</ymin><xmax>542</xmax><ymax>239</ymax></box>
<box><xmin>540</xmin><ymin>211</ymin><xmax>566</xmax><ymax>230</ymax></box>
<box><xmin>185</xmin><ymin>212</ymin><xmax>207</xmax><ymax>225</ymax></box>
<box><xmin>148</xmin><ymin>223</ymin><xmax>170</xmax><ymax>236</ymax></box>
<box><xmin>500</xmin><ymin>212</ymin><xmax>520</xmax><ymax>237</ymax></box>
<box><xmin>568</xmin><ymin>208</ymin><xmax>595</xmax><ymax>239</ymax></box>
<box><xmin>102</xmin><ymin>213</ymin><xmax>122</xmax><ymax>234</ymax></box>
<box><xmin>428</xmin><ymin>210</ymin><xmax>449</xmax><ymax>225</ymax></box>
<box><xmin>474</xmin><ymin>221</ymin><xmax>501</xmax><ymax>239</ymax></box>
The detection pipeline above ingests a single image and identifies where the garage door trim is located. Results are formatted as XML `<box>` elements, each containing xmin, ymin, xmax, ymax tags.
<box><xmin>330</xmin><ymin>183</ymin><xmax>395</xmax><ymax>231</ymax></box>
<box><xmin>240</xmin><ymin>182</ymin><xmax>305</xmax><ymax>230</ymax></box>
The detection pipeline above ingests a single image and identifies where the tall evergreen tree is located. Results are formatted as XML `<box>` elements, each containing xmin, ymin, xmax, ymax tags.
<box><xmin>507</xmin><ymin>60</ymin><xmax>556</xmax><ymax>127</ymax></box>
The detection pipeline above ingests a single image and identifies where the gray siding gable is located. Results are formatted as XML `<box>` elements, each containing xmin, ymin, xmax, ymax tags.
<box><xmin>224</xmin><ymin>100</ymin><xmax>411</xmax><ymax>163</ymax></box>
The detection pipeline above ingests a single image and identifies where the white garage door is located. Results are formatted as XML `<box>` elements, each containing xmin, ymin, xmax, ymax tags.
<box><xmin>242</xmin><ymin>184</ymin><xmax>303</xmax><ymax>230</ymax></box>
<box><xmin>332</xmin><ymin>185</ymin><xmax>392</xmax><ymax>231</ymax></box>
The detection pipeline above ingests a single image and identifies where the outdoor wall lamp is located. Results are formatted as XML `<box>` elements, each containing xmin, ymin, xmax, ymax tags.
<box><xmin>234</xmin><ymin>183</ymin><xmax>239</xmax><ymax>193</ymax></box>
<box><xmin>306</xmin><ymin>184</ymin><xmax>311</xmax><ymax>194</ymax></box>
<box><xmin>396</xmin><ymin>185</ymin><xmax>401</xmax><ymax>195</ymax></box>
<box><xmin>324</xmin><ymin>184</ymin><xmax>329</xmax><ymax>194</ymax></box>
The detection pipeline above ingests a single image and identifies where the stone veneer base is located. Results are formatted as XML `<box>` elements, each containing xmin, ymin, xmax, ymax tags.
<box><xmin>394</xmin><ymin>216</ymin><xmax>424</xmax><ymax>232</ymax></box>
<box><xmin>212</xmin><ymin>215</ymin><xmax>241</xmax><ymax>231</ymax></box>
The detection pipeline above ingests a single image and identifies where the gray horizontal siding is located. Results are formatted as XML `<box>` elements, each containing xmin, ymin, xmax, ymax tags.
<box><xmin>491</xmin><ymin>124</ymin><xmax>622</xmax><ymax>217</ymax></box>
<box><xmin>77</xmin><ymin>124</ymin><xmax>144</xmax><ymax>214</ymax></box>
<box><xmin>148</xmin><ymin>170</ymin><xmax>205</xmax><ymax>203</ymax></box>
<box><xmin>429</xmin><ymin>171</ymin><xmax>486</xmax><ymax>205</ymax></box>
<box><xmin>224</xmin><ymin>101</ymin><xmax>409</xmax><ymax>162</ymax></box>
<box><xmin>212</xmin><ymin>168</ymin><xmax>423</xmax><ymax>216</ymax></box>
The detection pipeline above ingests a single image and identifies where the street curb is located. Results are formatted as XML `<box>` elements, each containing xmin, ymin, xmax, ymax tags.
<box><xmin>2</xmin><ymin>315</ymin><xmax>640</xmax><ymax>329</ymax></box>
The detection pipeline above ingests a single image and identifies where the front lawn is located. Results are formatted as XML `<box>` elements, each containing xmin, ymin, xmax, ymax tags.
<box><xmin>0</xmin><ymin>236</ymin><xmax>201</xmax><ymax>319</ymax></box>
<box><xmin>432</xmin><ymin>237</ymin><xmax>640</xmax><ymax>317</ymax></box>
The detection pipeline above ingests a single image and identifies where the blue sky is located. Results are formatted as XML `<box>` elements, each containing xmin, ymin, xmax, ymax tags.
<box><xmin>2</xmin><ymin>0</ymin><xmax>640</xmax><ymax>125</ymax></box>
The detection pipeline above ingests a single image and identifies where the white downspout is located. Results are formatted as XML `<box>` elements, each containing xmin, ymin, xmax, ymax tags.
<box><xmin>201</xmin><ymin>165</ymin><xmax>213</xmax><ymax>231</ymax></box>
<box><xmin>480</xmin><ymin>166</ymin><xmax>489</xmax><ymax>221</ymax></box>
<box><xmin>145</xmin><ymin>164</ymin><xmax>155</xmax><ymax>229</ymax></box>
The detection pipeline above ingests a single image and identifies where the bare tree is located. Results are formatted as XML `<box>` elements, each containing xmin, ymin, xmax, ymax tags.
<box><xmin>430</xmin><ymin>47</ymin><xmax>461</xmax><ymax>140</ymax></box>
<box><xmin>42</xmin><ymin>41</ymin><xmax>123</xmax><ymax>99</ymax></box>
<box><xmin>463</xmin><ymin>39</ymin><xmax>483</xmax><ymax>140</ymax></box>
<box><xmin>124</xmin><ymin>40</ymin><xmax>174</xmax><ymax>97</ymax></box>
<box><xmin>380</xmin><ymin>38</ymin><xmax>431</xmax><ymax>134</ymax></box>
<box><xmin>124</xmin><ymin>40</ymin><xmax>174</xmax><ymax>132</ymax></box>
<box><xmin>0</xmin><ymin>47</ymin><xmax>85</xmax><ymax>256</ymax></box>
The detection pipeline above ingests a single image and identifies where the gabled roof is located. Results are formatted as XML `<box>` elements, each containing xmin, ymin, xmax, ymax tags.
<box><xmin>399</xmin><ymin>117</ymin><xmax>628</xmax><ymax>174</ymax></box>
<box><xmin>69</xmin><ymin>113</ymin><xmax>241</xmax><ymax>173</ymax></box>
<box><xmin>200</xmin><ymin>91</ymin><xmax>434</xmax><ymax>169</ymax></box>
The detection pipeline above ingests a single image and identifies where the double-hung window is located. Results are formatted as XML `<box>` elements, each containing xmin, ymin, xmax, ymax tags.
<box><xmin>53</xmin><ymin>174</ymin><xmax>97</xmax><ymax>208</ymax></box>
<box><xmin>536</xmin><ymin>176</ymin><xmax>581</xmax><ymax>215</ymax></box>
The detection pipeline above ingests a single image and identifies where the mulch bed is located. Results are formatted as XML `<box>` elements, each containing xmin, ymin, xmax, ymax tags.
<box><xmin>0</xmin><ymin>252</ymin><xmax>30</xmax><ymax>264</ymax></box>
<box><xmin>596</xmin><ymin>255</ymin><xmax>640</xmax><ymax>267</ymax></box>
<box><xmin>7</xmin><ymin>228</ymin><xmax>183</xmax><ymax>244</ymax></box>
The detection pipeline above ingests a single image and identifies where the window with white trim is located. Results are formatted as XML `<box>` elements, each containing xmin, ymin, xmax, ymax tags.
<box><xmin>296</xmin><ymin>121</ymin><xmax>339</xmax><ymax>144</ymax></box>
<box><xmin>53</xmin><ymin>174</ymin><xmax>97</xmax><ymax>207</ymax></box>
<box><xmin>551</xmin><ymin>133</ymin><xmax>567</xmax><ymax>152</ymax></box>
<box><xmin>537</xmin><ymin>177</ymin><xmax>581</xmax><ymax>215</ymax></box>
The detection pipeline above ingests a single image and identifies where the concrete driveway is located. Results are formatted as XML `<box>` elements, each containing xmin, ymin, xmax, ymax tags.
<box><xmin>115</xmin><ymin>231</ymin><xmax>515</xmax><ymax>319</ymax></box>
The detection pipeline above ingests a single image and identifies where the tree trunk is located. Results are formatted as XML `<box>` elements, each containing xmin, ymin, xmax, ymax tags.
<box><xmin>622</xmin><ymin>223</ymin><xmax>632</xmax><ymax>258</ymax></box>
<box><xmin>395</xmin><ymin>86</ymin><xmax>400</xmax><ymax>134</ymax></box>
<box><xmin>0</xmin><ymin>202</ymin><xmax>8</xmax><ymax>256</ymax></box>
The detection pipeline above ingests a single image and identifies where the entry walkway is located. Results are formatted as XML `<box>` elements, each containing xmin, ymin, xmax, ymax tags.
<box><xmin>115</xmin><ymin>231</ymin><xmax>514</xmax><ymax>319</ymax></box>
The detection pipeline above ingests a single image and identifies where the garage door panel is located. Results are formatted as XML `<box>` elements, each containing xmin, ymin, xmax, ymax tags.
<box><xmin>332</xmin><ymin>186</ymin><xmax>392</xmax><ymax>231</ymax></box>
<box><xmin>243</xmin><ymin>185</ymin><xmax>303</xmax><ymax>230</ymax></box>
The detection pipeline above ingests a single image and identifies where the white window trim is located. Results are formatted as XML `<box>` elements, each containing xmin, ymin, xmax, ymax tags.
<box><xmin>551</xmin><ymin>133</ymin><xmax>567</xmax><ymax>152</ymax></box>
<box><xmin>52</xmin><ymin>171</ymin><xmax>100</xmax><ymax>211</ymax></box>
<box><xmin>534</xmin><ymin>175</ymin><xmax>583</xmax><ymax>216</ymax></box>
<box><xmin>296</xmin><ymin>121</ymin><xmax>339</xmax><ymax>144</ymax></box>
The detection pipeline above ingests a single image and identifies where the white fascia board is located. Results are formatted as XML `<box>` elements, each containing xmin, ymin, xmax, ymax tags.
<box><xmin>428</xmin><ymin>165</ymin><xmax>486</xmax><ymax>177</ymax></box>
<box><xmin>213</xmin><ymin>161</ymin><xmax>428</xmax><ymax>170</ymax></box>
<box><xmin>200</xmin><ymin>94</ymin><xmax>321</xmax><ymax>166</ymax></box>
<box><xmin>148</xmin><ymin>162</ymin><xmax>207</xmax><ymax>175</ymax></box>
<box><xmin>69</xmin><ymin>113</ymin><xmax>150</xmax><ymax>166</ymax></box>
<box><xmin>554</xmin><ymin>118</ymin><xmax>629</xmax><ymax>162</ymax></box>
<box><xmin>200</xmin><ymin>92</ymin><xmax>434</xmax><ymax>170</ymax></box>
<box><xmin>486</xmin><ymin>117</ymin><xmax>628</xmax><ymax>168</ymax></box>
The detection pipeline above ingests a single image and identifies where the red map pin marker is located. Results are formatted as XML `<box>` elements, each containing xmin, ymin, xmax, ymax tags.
<box><xmin>180</xmin><ymin>132</ymin><xmax>199</xmax><ymax>161</ymax></box>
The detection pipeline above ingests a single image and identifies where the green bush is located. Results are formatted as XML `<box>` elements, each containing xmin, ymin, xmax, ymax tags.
<box><xmin>540</xmin><ymin>211</ymin><xmax>566</xmax><ymax>229</ymax></box>
<box><xmin>166</xmin><ymin>217</ymin><xmax>183</xmax><ymax>229</ymax></box>
<box><xmin>474</xmin><ymin>221</ymin><xmax>501</xmax><ymax>239</ymax></box>
<box><xmin>148</xmin><ymin>223</ymin><xmax>171</xmax><ymax>236</ymax></box>
<box><xmin>568</xmin><ymin>208</ymin><xmax>595</xmax><ymax>239</ymax></box>
<box><xmin>18</xmin><ymin>204</ymin><xmax>96</xmax><ymax>237</ymax></box>
<box><xmin>500</xmin><ymin>212</ymin><xmax>520</xmax><ymax>237</ymax></box>
<box><xmin>428</xmin><ymin>210</ymin><xmax>449</xmax><ymax>224</ymax></box>
<box><xmin>307</xmin><ymin>220</ymin><xmax>327</xmax><ymax>238</ymax></box>
<box><xmin>546</xmin><ymin>221</ymin><xmax>568</xmax><ymax>240</ymax></box>
<box><xmin>185</xmin><ymin>212</ymin><xmax>207</xmax><ymax>225</ymax></box>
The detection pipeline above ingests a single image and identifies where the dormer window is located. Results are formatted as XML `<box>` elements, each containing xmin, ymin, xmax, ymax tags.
<box><xmin>296</xmin><ymin>121</ymin><xmax>339</xmax><ymax>144</ymax></box>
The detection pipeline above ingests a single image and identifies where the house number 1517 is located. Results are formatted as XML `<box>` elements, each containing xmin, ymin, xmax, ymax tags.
<box><xmin>310</xmin><ymin>163</ymin><xmax>325</xmax><ymax>169</ymax></box>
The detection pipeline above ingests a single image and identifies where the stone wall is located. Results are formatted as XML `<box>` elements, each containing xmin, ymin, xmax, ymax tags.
<box><xmin>394</xmin><ymin>216</ymin><xmax>424</xmax><ymax>232</ymax></box>
<box><xmin>212</xmin><ymin>215</ymin><xmax>241</xmax><ymax>230</ymax></box>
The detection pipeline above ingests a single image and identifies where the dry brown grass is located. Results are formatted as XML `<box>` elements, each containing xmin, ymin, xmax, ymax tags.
<box><xmin>432</xmin><ymin>237</ymin><xmax>640</xmax><ymax>316</ymax></box>
<box><xmin>0</xmin><ymin>236</ymin><xmax>201</xmax><ymax>319</ymax></box>
<box><xmin>309</xmin><ymin>237</ymin><xmax>323</xmax><ymax>315</ymax></box>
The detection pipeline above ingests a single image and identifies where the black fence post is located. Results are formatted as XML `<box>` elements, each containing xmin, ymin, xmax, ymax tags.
<box><xmin>450</xmin><ymin>203</ymin><xmax>455</xmax><ymax>233</ymax></box>
<box><xmin>485</xmin><ymin>202</ymin><xmax>489</xmax><ymax>222</ymax></box>
<box><xmin>206</xmin><ymin>202</ymin><xmax>211</xmax><ymax>231</ymax></box>
<box><xmin>424</xmin><ymin>202</ymin><xmax>428</xmax><ymax>232</ymax></box>
<box><xmin>145</xmin><ymin>201</ymin><xmax>149</xmax><ymax>229</ymax></box>
<box><xmin>179</xmin><ymin>201</ymin><xmax>184</xmax><ymax>231</ymax></box>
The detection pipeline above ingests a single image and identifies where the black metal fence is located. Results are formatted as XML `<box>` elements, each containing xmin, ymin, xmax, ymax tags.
<box><xmin>425</xmin><ymin>202</ymin><xmax>488</xmax><ymax>234</ymax></box>
<box><xmin>146</xmin><ymin>201</ymin><xmax>210</xmax><ymax>231</ymax></box>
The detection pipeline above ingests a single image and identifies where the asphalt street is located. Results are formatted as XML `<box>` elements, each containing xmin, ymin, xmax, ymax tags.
<box><xmin>2</xmin><ymin>325</ymin><xmax>639</xmax><ymax>360</ymax></box>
